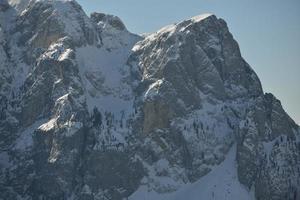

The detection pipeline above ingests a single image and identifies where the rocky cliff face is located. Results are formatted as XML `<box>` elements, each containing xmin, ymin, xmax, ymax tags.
<box><xmin>0</xmin><ymin>1</ymin><xmax>299</xmax><ymax>200</ymax></box>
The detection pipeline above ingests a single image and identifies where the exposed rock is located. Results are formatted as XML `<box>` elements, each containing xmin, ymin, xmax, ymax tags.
<box><xmin>0</xmin><ymin>1</ymin><xmax>299</xmax><ymax>200</ymax></box>
<box><xmin>91</xmin><ymin>12</ymin><xmax>127</xmax><ymax>31</ymax></box>
<box><xmin>0</xmin><ymin>0</ymin><xmax>9</xmax><ymax>11</ymax></box>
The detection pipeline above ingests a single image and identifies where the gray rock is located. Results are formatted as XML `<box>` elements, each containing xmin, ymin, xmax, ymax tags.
<box><xmin>0</xmin><ymin>2</ymin><xmax>299</xmax><ymax>200</ymax></box>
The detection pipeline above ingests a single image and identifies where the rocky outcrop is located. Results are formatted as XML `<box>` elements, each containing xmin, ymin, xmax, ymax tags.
<box><xmin>91</xmin><ymin>12</ymin><xmax>126</xmax><ymax>31</ymax></box>
<box><xmin>0</xmin><ymin>1</ymin><xmax>299</xmax><ymax>200</ymax></box>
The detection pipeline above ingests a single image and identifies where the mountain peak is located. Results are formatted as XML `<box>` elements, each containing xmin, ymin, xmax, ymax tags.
<box><xmin>0</xmin><ymin>2</ymin><xmax>299</xmax><ymax>200</ymax></box>
<box><xmin>91</xmin><ymin>12</ymin><xmax>127</xmax><ymax>31</ymax></box>
<box><xmin>15</xmin><ymin>0</ymin><xmax>98</xmax><ymax>47</ymax></box>
<box><xmin>134</xmin><ymin>13</ymin><xmax>262</xmax><ymax>101</ymax></box>
<box><xmin>143</xmin><ymin>13</ymin><xmax>222</xmax><ymax>42</ymax></box>
<box><xmin>190</xmin><ymin>13</ymin><xmax>214</xmax><ymax>22</ymax></box>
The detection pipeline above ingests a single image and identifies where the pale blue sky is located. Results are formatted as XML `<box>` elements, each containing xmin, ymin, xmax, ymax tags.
<box><xmin>77</xmin><ymin>0</ymin><xmax>300</xmax><ymax>124</ymax></box>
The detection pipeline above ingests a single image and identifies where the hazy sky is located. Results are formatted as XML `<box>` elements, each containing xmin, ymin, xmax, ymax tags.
<box><xmin>77</xmin><ymin>0</ymin><xmax>300</xmax><ymax>124</ymax></box>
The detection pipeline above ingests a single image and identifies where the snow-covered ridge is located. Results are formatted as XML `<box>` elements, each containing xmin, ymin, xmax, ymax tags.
<box><xmin>191</xmin><ymin>13</ymin><xmax>213</xmax><ymax>22</ymax></box>
<box><xmin>8</xmin><ymin>0</ymin><xmax>75</xmax><ymax>14</ymax></box>
<box><xmin>139</xmin><ymin>13</ymin><xmax>216</xmax><ymax>44</ymax></box>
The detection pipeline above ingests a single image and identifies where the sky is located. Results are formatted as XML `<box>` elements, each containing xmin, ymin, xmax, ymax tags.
<box><xmin>77</xmin><ymin>0</ymin><xmax>300</xmax><ymax>124</ymax></box>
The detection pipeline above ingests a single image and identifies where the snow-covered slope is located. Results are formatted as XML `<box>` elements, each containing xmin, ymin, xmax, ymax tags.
<box><xmin>130</xmin><ymin>144</ymin><xmax>255</xmax><ymax>200</ymax></box>
<box><xmin>0</xmin><ymin>1</ymin><xmax>299</xmax><ymax>200</ymax></box>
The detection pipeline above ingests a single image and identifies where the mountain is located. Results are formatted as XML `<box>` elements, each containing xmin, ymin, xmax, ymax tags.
<box><xmin>0</xmin><ymin>0</ymin><xmax>299</xmax><ymax>200</ymax></box>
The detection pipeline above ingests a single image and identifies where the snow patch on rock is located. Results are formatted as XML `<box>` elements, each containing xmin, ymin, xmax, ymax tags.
<box><xmin>130</xmin><ymin>144</ymin><xmax>255</xmax><ymax>200</ymax></box>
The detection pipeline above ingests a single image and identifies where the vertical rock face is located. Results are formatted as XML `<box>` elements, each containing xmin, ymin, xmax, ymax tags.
<box><xmin>0</xmin><ymin>1</ymin><xmax>299</xmax><ymax>200</ymax></box>
<box><xmin>236</xmin><ymin>93</ymin><xmax>300</xmax><ymax>200</ymax></box>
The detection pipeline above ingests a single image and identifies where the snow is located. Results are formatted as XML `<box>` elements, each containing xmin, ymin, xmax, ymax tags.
<box><xmin>179</xmin><ymin>101</ymin><xmax>233</xmax><ymax>141</ymax></box>
<box><xmin>132</xmin><ymin>154</ymin><xmax>185</xmax><ymax>194</ymax></box>
<box><xmin>139</xmin><ymin>24</ymin><xmax>176</xmax><ymax>45</ymax></box>
<box><xmin>157</xmin><ymin>24</ymin><xmax>177</xmax><ymax>35</ymax></box>
<box><xmin>8</xmin><ymin>0</ymin><xmax>31</xmax><ymax>13</ymax></box>
<box><xmin>58</xmin><ymin>48</ymin><xmax>73</xmax><ymax>61</ymax></box>
<box><xmin>191</xmin><ymin>13</ymin><xmax>213</xmax><ymax>23</ymax></box>
<box><xmin>129</xmin><ymin>144</ymin><xmax>255</xmax><ymax>200</ymax></box>
<box><xmin>76</xmin><ymin>29</ymin><xmax>139</xmax><ymax>116</ymax></box>
<box><xmin>144</xmin><ymin>79</ymin><xmax>164</xmax><ymax>100</ymax></box>
<box><xmin>51</xmin><ymin>0</ymin><xmax>95</xmax><ymax>41</ymax></box>
<box><xmin>0</xmin><ymin>4</ymin><xmax>31</xmax><ymax>93</ymax></box>
<box><xmin>38</xmin><ymin>118</ymin><xmax>57</xmax><ymax>132</ymax></box>
<box><xmin>74</xmin><ymin>30</ymin><xmax>142</xmax><ymax>147</ymax></box>
<box><xmin>76</xmin><ymin>46</ymin><xmax>133</xmax><ymax>114</ymax></box>
<box><xmin>13</xmin><ymin>0</ymin><xmax>95</xmax><ymax>43</ymax></box>
<box><xmin>63</xmin><ymin>119</ymin><xmax>83</xmax><ymax>137</ymax></box>
<box><xmin>77</xmin><ymin>46</ymin><xmax>128</xmax><ymax>91</ymax></box>
<box><xmin>138</xmin><ymin>13</ymin><xmax>213</xmax><ymax>49</ymax></box>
